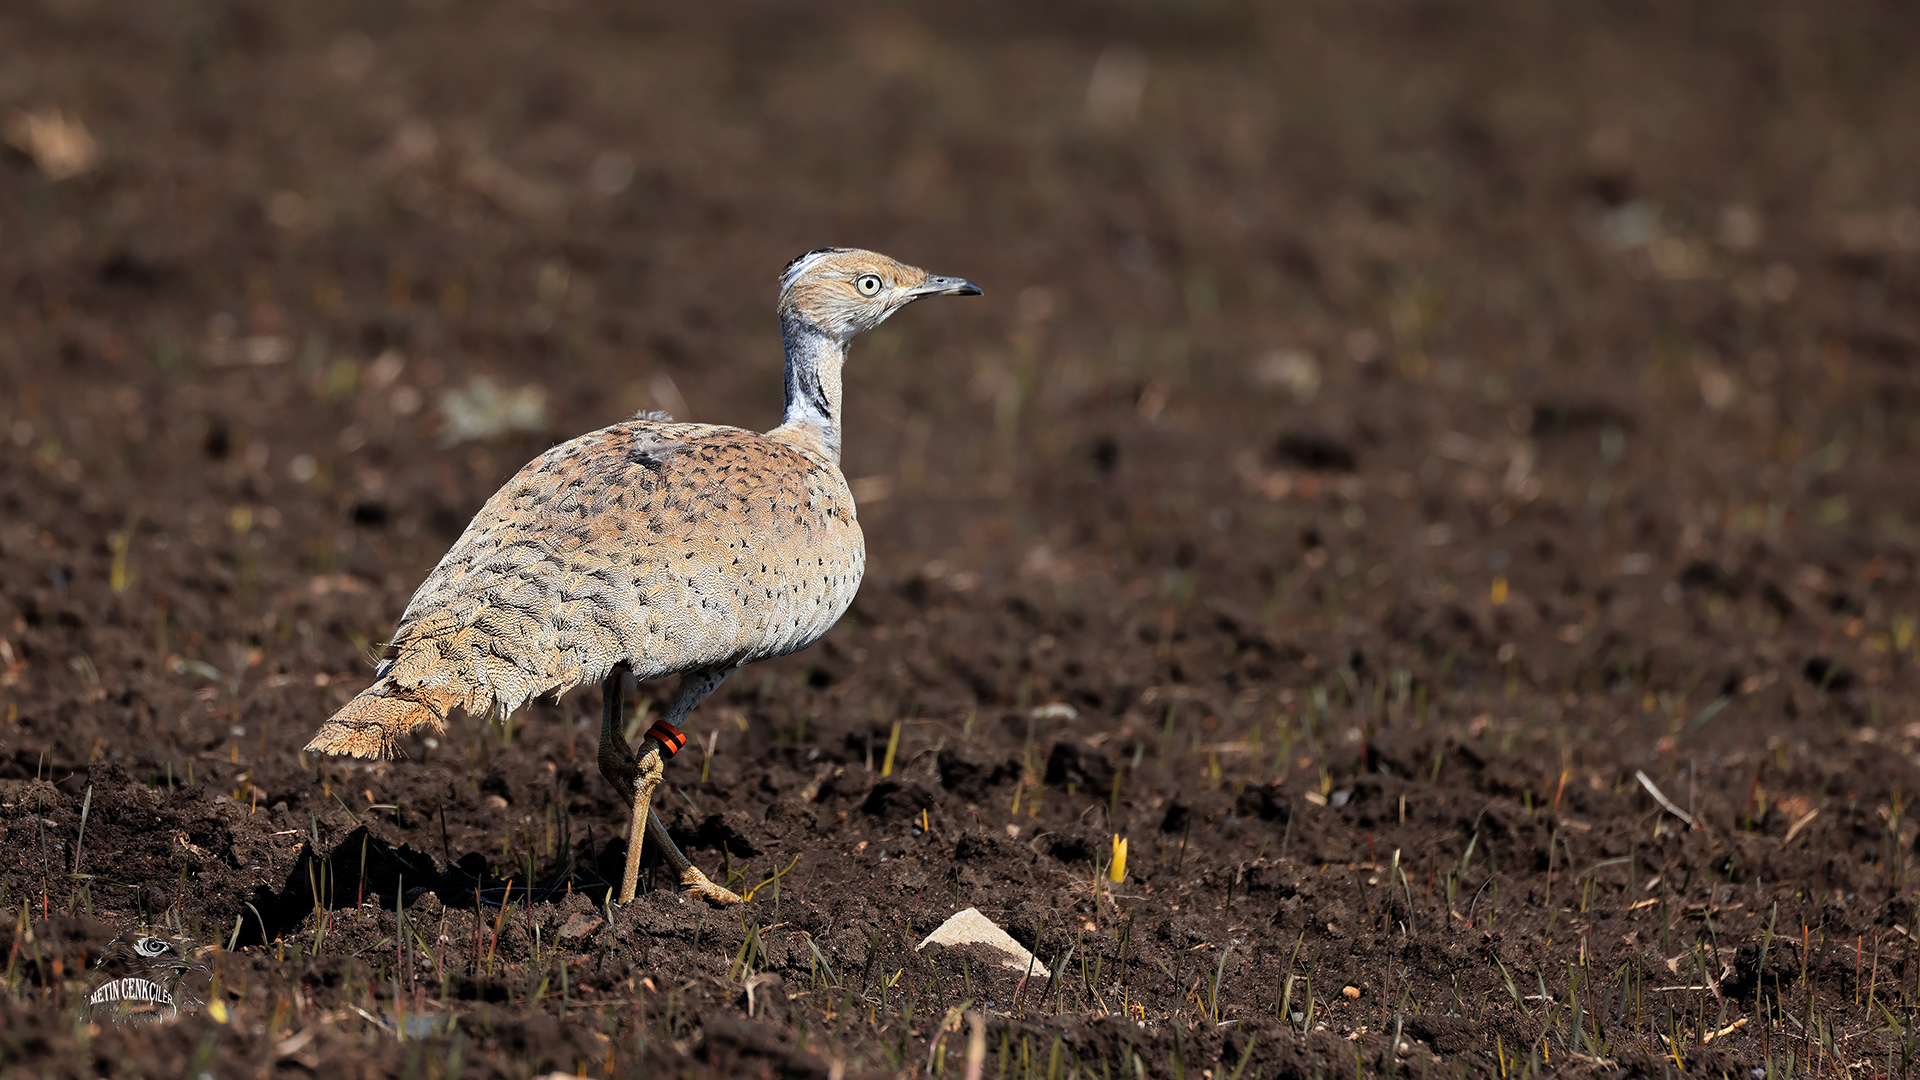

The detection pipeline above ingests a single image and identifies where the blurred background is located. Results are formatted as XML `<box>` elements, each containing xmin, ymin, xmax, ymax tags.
<box><xmin>4</xmin><ymin>0</ymin><xmax>1918</xmax><ymax>617</ymax></box>
<box><xmin>4</xmin><ymin>0</ymin><xmax>1920</xmax><ymax>1071</ymax></box>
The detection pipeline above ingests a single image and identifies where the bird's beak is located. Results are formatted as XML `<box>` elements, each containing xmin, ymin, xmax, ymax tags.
<box><xmin>914</xmin><ymin>275</ymin><xmax>983</xmax><ymax>297</ymax></box>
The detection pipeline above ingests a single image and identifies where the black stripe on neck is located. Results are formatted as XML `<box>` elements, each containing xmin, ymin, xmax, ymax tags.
<box><xmin>782</xmin><ymin>322</ymin><xmax>834</xmax><ymax>423</ymax></box>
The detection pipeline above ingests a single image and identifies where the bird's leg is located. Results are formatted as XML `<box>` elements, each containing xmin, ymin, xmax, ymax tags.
<box><xmin>641</xmin><ymin>782</ymin><xmax>743</xmax><ymax>905</ymax></box>
<box><xmin>633</xmin><ymin>669</ymin><xmax>742</xmax><ymax>905</ymax></box>
<box><xmin>618</xmin><ymin>741</ymin><xmax>665</xmax><ymax>903</ymax></box>
<box><xmin>597</xmin><ymin>665</ymin><xmax>741</xmax><ymax>906</ymax></box>
<box><xmin>596</xmin><ymin>663</ymin><xmax>640</xmax><ymax>805</ymax></box>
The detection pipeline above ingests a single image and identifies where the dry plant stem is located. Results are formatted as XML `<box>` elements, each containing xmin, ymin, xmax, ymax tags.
<box><xmin>1635</xmin><ymin>770</ymin><xmax>1699</xmax><ymax>830</ymax></box>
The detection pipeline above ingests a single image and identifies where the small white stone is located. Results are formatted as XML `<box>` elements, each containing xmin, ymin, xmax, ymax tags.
<box><xmin>916</xmin><ymin>907</ymin><xmax>1048</xmax><ymax>977</ymax></box>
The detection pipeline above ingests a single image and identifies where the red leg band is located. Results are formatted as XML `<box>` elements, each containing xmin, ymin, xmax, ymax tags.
<box><xmin>645</xmin><ymin>719</ymin><xmax>688</xmax><ymax>757</ymax></box>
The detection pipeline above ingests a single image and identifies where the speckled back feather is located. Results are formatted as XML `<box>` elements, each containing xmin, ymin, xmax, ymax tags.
<box><xmin>305</xmin><ymin>418</ymin><xmax>863</xmax><ymax>757</ymax></box>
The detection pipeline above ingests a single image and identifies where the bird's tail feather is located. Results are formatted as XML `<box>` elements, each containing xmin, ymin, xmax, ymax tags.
<box><xmin>305</xmin><ymin>681</ymin><xmax>458</xmax><ymax>760</ymax></box>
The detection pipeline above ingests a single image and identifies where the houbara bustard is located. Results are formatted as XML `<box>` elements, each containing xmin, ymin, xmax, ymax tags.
<box><xmin>306</xmin><ymin>249</ymin><xmax>981</xmax><ymax>905</ymax></box>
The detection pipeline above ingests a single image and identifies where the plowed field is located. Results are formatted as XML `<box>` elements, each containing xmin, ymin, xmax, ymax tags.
<box><xmin>4</xmin><ymin>1</ymin><xmax>1920</xmax><ymax>1076</ymax></box>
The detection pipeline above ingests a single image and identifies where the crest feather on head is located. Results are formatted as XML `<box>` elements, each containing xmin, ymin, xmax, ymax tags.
<box><xmin>779</xmin><ymin>247</ymin><xmax>845</xmax><ymax>291</ymax></box>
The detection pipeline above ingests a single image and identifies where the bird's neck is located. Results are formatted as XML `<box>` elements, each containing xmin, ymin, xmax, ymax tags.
<box><xmin>772</xmin><ymin>315</ymin><xmax>847</xmax><ymax>463</ymax></box>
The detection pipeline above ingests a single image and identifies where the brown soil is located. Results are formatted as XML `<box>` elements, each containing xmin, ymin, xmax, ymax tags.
<box><xmin>4</xmin><ymin>0</ymin><xmax>1920</xmax><ymax>1076</ymax></box>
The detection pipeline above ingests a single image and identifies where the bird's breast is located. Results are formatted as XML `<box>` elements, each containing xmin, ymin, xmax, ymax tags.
<box><xmin>600</xmin><ymin>455</ymin><xmax>866</xmax><ymax>674</ymax></box>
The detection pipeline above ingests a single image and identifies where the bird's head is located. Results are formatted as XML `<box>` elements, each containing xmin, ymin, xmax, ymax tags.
<box><xmin>777</xmin><ymin>248</ymin><xmax>981</xmax><ymax>342</ymax></box>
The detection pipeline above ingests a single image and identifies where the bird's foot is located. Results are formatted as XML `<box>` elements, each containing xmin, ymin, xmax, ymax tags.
<box><xmin>680</xmin><ymin>866</ymin><xmax>744</xmax><ymax>906</ymax></box>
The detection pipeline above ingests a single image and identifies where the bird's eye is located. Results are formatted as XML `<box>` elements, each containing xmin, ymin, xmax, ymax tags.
<box><xmin>855</xmin><ymin>274</ymin><xmax>883</xmax><ymax>296</ymax></box>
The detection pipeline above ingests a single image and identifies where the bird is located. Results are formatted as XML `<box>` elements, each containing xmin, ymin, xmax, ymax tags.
<box><xmin>305</xmin><ymin>248</ymin><xmax>981</xmax><ymax>906</ymax></box>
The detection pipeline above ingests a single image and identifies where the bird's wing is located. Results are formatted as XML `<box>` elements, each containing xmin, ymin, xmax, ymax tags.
<box><xmin>376</xmin><ymin>418</ymin><xmax>852</xmax><ymax>716</ymax></box>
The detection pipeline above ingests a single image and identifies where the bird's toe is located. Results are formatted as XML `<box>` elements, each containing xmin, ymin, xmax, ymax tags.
<box><xmin>681</xmin><ymin>868</ymin><xmax>744</xmax><ymax>906</ymax></box>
